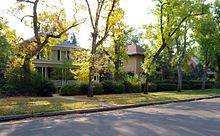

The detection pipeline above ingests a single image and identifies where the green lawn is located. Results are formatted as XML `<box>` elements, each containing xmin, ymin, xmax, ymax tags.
<box><xmin>0</xmin><ymin>97</ymin><xmax>100</xmax><ymax>116</ymax></box>
<box><xmin>76</xmin><ymin>89</ymin><xmax>220</xmax><ymax>105</ymax></box>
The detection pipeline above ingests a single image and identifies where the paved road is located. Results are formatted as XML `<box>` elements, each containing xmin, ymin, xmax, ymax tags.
<box><xmin>1</xmin><ymin>98</ymin><xmax>220</xmax><ymax>136</ymax></box>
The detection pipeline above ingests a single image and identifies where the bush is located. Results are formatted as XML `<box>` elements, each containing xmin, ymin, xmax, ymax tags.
<box><xmin>101</xmin><ymin>80</ymin><xmax>125</xmax><ymax>94</ymax></box>
<box><xmin>124</xmin><ymin>80</ymin><xmax>132</xmax><ymax>93</ymax></box>
<box><xmin>130</xmin><ymin>82</ymin><xmax>142</xmax><ymax>93</ymax></box>
<box><xmin>114</xmin><ymin>82</ymin><xmax>125</xmax><ymax>94</ymax></box>
<box><xmin>2</xmin><ymin>74</ymin><xmax>55</xmax><ymax>97</ymax></box>
<box><xmin>79</xmin><ymin>82</ymin><xmax>104</xmax><ymax>95</ymax></box>
<box><xmin>93</xmin><ymin>82</ymin><xmax>104</xmax><ymax>95</ymax></box>
<box><xmin>157</xmin><ymin>83</ymin><xmax>177</xmax><ymax>91</ymax></box>
<box><xmin>124</xmin><ymin>81</ymin><xmax>142</xmax><ymax>93</ymax></box>
<box><xmin>80</xmin><ymin>82</ymin><xmax>89</xmax><ymax>95</ymax></box>
<box><xmin>154</xmin><ymin>80</ymin><xmax>177</xmax><ymax>84</ymax></box>
<box><xmin>101</xmin><ymin>80</ymin><xmax>115</xmax><ymax>94</ymax></box>
<box><xmin>148</xmin><ymin>83</ymin><xmax>157</xmax><ymax>92</ymax></box>
<box><xmin>60</xmin><ymin>82</ymin><xmax>80</xmax><ymax>96</ymax></box>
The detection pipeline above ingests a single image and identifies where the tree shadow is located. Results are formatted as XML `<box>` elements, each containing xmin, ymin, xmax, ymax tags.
<box><xmin>0</xmin><ymin>99</ymin><xmax>220</xmax><ymax>136</ymax></box>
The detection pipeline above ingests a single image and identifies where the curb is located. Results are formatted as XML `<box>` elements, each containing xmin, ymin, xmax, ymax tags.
<box><xmin>1</xmin><ymin>95</ymin><xmax>220</xmax><ymax>122</ymax></box>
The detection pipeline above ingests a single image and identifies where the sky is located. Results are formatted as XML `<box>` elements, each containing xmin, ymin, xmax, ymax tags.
<box><xmin>0</xmin><ymin>0</ymin><xmax>215</xmax><ymax>48</ymax></box>
<box><xmin>0</xmin><ymin>0</ymin><xmax>155</xmax><ymax>49</ymax></box>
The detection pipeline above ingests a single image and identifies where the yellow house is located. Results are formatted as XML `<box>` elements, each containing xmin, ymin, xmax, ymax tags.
<box><xmin>124</xmin><ymin>44</ymin><xmax>145</xmax><ymax>74</ymax></box>
<box><xmin>32</xmin><ymin>40</ymin><xmax>82</xmax><ymax>79</ymax></box>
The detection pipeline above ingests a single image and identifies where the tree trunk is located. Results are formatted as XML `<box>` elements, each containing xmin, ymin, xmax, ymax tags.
<box><xmin>217</xmin><ymin>64</ymin><xmax>220</xmax><ymax>88</ymax></box>
<box><xmin>23</xmin><ymin>55</ymin><xmax>31</xmax><ymax>81</ymax></box>
<box><xmin>88</xmin><ymin>54</ymin><xmax>95</xmax><ymax>97</ymax></box>
<box><xmin>177</xmin><ymin>63</ymin><xmax>182</xmax><ymax>92</ymax></box>
<box><xmin>202</xmin><ymin>65</ymin><xmax>208</xmax><ymax>90</ymax></box>
<box><xmin>144</xmin><ymin>73</ymin><xmax>149</xmax><ymax>94</ymax></box>
<box><xmin>88</xmin><ymin>34</ymin><xmax>97</xmax><ymax>97</ymax></box>
<box><xmin>114</xmin><ymin>43</ymin><xmax>120</xmax><ymax>81</ymax></box>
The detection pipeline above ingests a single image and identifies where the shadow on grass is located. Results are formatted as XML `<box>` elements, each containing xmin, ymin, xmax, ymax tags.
<box><xmin>1</xmin><ymin>98</ymin><xmax>220</xmax><ymax>136</ymax></box>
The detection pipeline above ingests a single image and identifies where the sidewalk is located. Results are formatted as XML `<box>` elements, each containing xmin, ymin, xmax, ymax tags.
<box><xmin>53</xmin><ymin>94</ymin><xmax>115</xmax><ymax>107</ymax></box>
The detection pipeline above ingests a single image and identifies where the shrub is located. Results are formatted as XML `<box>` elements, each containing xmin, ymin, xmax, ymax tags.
<box><xmin>130</xmin><ymin>82</ymin><xmax>142</xmax><ymax>93</ymax></box>
<box><xmin>80</xmin><ymin>82</ymin><xmax>89</xmax><ymax>95</ymax></box>
<box><xmin>124</xmin><ymin>80</ymin><xmax>132</xmax><ymax>93</ymax></box>
<box><xmin>157</xmin><ymin>83</ymin><xmax>177</xmax><ymax>91</ymax></box>
<box><xmin>101</xmin><ymin>80</ymin><xmax>125</xmax><ymax>94</ymax></box>
<box><xmin>148</xmin><ymin>83</ymin><xmax>157</xmax><ymax>92</ymax></box>
<box><xmin>124</xmin><ymin>81</ymin><xmax>142</xmax><ymax>93</ymax></box>
<box><xmin>114</xmin><ymin>82</ymin><xmax>125</xmax><ymax>94</ymax></box>
<box><xmin>101</xmin><ymin>80</ymin><xmax>116</xmax><ymax>94</ymax></box>
<box><xmin>93</xmin><ymin>82</ymin><xmax>104</xmax><ymax>95</ymax></box>
<box><xmin>79</xmin><ymin>82</ymin><xmax>104</xmax><ymax>95</ymax></box>
<box><xmin>60</xmin><ymin>82</ymin><xmax>81</xmax><ymax>96</ymax></box>
<box><xmin>3</xmin><ymin>74</ymin><xmax>55</xmax><ymax>97</ymax></box>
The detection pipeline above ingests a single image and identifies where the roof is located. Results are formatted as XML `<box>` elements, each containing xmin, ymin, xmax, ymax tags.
<box><xmin>127</xmin><ymin>44</ymin><xmax>145</xmax><ymax>55</ymax></box>
<box><xmin>56</xmin><ymin>41</ymin><xmax>82</xmax><ymax>49</ymax></box>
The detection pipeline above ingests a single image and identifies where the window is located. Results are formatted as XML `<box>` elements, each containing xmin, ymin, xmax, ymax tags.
<box><xmin>37</xmin><ymin>54</ymin><xmax>40</xmax><ymax>60</ymax></box>
<box><xmin>67</xmin><ymin>51</ymin><xmax>70</xmax><ymax>60</ymax></box>
<box><xmin>57</xmin><ymin>50</ymin><xmax>61</xmax><ymax>61</ymax></box>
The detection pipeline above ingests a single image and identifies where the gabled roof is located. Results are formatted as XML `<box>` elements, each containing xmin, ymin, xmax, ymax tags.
<box><xmin>127</xmin><ymin>44</ymin><xmax>145</xmax><ymax>55</ymax></box>
<box><xmin>56</xmin><ymin>41</ymin><xmax>81</xmax><ymax>49</ymax></box>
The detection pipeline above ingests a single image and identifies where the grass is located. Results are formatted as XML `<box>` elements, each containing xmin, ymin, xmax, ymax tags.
<box><xmin>0</xmin><ymin>97</ymin><xmax>100</xmax><ymax>116</ymax></box>
<box><xmin>76</xmin><ymin>89</ymin><xmax>220</xmax><ymax>105</ymax></box>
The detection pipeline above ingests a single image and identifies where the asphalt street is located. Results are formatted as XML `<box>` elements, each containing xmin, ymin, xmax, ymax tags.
<box><xmin>0</xmin><ymin>98</ymin><xmax>220</xmax><ymax>136</ymax></box>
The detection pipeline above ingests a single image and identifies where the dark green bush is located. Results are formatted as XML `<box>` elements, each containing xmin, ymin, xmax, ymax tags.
<box><xmin>154</xmin><ymin>80</ymin><xmax>177</xmax><ymax>84</ymax></box>
<box><xmin>80</xmin><ymin>82</ymin><xmax>89</xmax><ymax>95</ymax></box>
<box><xmin>124</xmin><ymin>80</ymin><xmax>132</xmax><ymax>93</ymax></box>
<box><xmin>101</xmin><ymin>80</ymin><xmax>125</xmax><ymax>94</ymax></box>
<box><xmin>2</xmin><ymin>74</ymin><xmax>55</xmax><ymax>97</ymax></box>
<box><xmin>60</xmin><ymin>82</ymin><xmax>80</xmax><ymax>96</ymax></box>
<box><xmin>124</xmin><ymin>81</ymin><xmax>142</xmax><ymax>93</ymax></box>
<box><xmin>148</xmin><ymin>83</ymin><xmax>157</xmax><ymax>92</ymax></box>
<box><xmin>157</xmin><ymin>83</ymin><xmax>177</xmax><ymax>91</ymax></box>
<box><xmin>130</xmin><ymin>82</ymin><xmax>142</xmax><ymax>93</ymax></box>
<box><xmin>79</xmin><ymin>82</ymin><xmax>104</xmax><ymax>95</ymax></box>
<box><xmin>114</xmin><ymin>82</ymin><xmax>125</xmax><ymax>94</ymax></box>
<box><xmin>101</xmin><ymin>80</ymin><xmax>116</xmax><ymax>94</ymax></box>
<box><xmin>93</xmin><ymin>82</ymin><xmax>104</xmax><ymax>95</ymax></box>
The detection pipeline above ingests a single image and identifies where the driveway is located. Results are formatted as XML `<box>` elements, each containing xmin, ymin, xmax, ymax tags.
<box><xmin>0</xmin><ymin>98</ymin><xmax>220</xmax><ymax>136</ymax></box>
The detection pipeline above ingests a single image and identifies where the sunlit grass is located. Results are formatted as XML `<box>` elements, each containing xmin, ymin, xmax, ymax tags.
<box><xmin>0</xmin><ymin>97</ymin><xmax>100</xmax><ymax>116</ymax></box>
<box><xmin>76</xmin><ymin>89</ymin><xmax>220</xmax><ymax>105</ymax></box>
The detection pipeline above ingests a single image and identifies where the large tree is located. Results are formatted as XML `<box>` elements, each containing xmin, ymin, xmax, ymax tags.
<box><xmin>0</xmin><ymin>17</ymin><xmax>19</xmax><ymax>78</ymax></box>
<box><xmin>16</xmin><ymin>0</ymin><xmax>80</xmax><ymax>81</ymax></box>
<box><xmin>84</xmin><ymin>0</ymin><xmax>118</xmax><ymax>97</ymax></box>
<box><xmin>143</xmin><ymin>0</ymin><xmax>207</xmax><ymax>94</ymax></box>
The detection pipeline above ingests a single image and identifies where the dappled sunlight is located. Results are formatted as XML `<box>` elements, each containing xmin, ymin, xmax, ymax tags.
<box><xmin>76</xmin><ymin>89</ymin><xmax>220</xmax><ymax>105</ymax></box>
<box><xmin>28</xmin><ymin>101</ymin><xmax>51</xmax><ymax>106</ymax></box>
<box><xmin>0</xmin><ymin>98</ymin><xmax>99</xmax><ymax>116</ymax></box>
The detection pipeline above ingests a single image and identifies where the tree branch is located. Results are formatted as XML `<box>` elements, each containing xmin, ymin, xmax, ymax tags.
<box><xmin>33</xmin><ymin>0</ymin><xmax>41</xmax><ymax>46</ymax></box>
<box><xmin>169</xmin><ymin>12</ymin><xmax>204</xmax><ymax>39</ymax></box>
<box><xmin>17</xmin><ymin>0</ymin><xmax>34</xmax><ymax>4</ymax></box>
<box><xmin>42</xmin><ymin>22</ymin><xmax>80</xmax><ymax>46</ymax></box>
<box><xmin>85</xmin><ymin>0</ymin><xmax>95</xmax><ymax>30</ymax></box>
<box><xmin>21</xmin><ymin>15</ymin><xmax>34</xmax><ymax>22</ymax></box>
<box><xmin>97</xmin><ymin>0</ymin><xmax>116</xmax><ymax>46</ymax></box>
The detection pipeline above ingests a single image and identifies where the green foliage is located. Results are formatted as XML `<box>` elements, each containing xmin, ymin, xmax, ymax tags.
<box><xmin>79</xmin><ymin>82</ymin><xmax>89</xmax><ymax>95</ymax></box>
<box><xmin>157</xmin><ymin>83</ymin><xmax>177</xmax><ymax>92</ymax></box>
<box><xmin>129</xmin><ymin>82</ymin><xmax>142</xmax><ymax>93</ymax></box>
<box><xmin>2</xmin><ymin>73</ymin><xmax>55</xmax><ymax>97</ymax></box>
<box><xmin>148</xmin><ymin>83</ymin><xmax>157</xmax><ymax>92</ymax></box>
<box><xmin>60</xmin><ymin>82</ymin><xmax>81</xmax><ymax>96</ymax></box>
<box><xmin>101</xmin><ymin>80</ymin><xmax>117</xmax><ymax>94</ymax></box>
<box><xmin>79</xmin><ymin>82</ymin><xmax>104</xmax><ymax>95</ymax></box>
<box><xmin>92</xmin><ymin>82</ymin><xmax>104</xmax><ymax>95</ymax></box>
<box><xmin>101</xmin><ymin>80</ymin><xmax>125</xmax><ymax>94</ymax></box>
